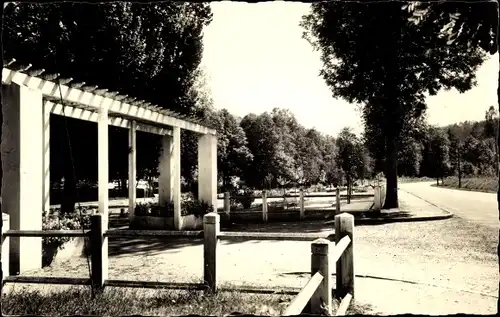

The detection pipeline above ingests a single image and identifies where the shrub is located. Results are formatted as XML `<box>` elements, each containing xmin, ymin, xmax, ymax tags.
<box><xmin>229</xmin><ymin>188</ymin><xmax>255</xmax><ymax>210</ymax></box>
<box><xmin>42</xmin><ymin>207</ymin><xmax>94</xmax><ymax>249</ymax></box>
<box><xmin>183</xmin><ymin>199</ymin><xmax>214</xmax><ymax>217</ymax></box>
<box><xmin>134</xmin><ymin>195</ymin><xmax>214</xmax><ymax>218</ymax></box>
<box><xmin>135</xmin><ymin>201</ymin><xmax>174</xmax><ymax>217</ymax></box>
<box><xmin>239</xmin><ymin>189</ymin><xmax>256</xmax><ymax>209</ymax></box>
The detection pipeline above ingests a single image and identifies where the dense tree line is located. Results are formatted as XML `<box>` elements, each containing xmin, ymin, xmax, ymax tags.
<box><xmin>394</xmin><ymin>106</ymin><xmax>498</xmax><ymax>185</ymax></box>
<box><xmin>184</xmin><ymin>105</ymin><xmax>371</xmax><ymax>193</ymax></box>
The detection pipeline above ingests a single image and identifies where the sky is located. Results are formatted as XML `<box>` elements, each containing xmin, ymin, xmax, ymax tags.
<box><xmin>200</xmin><ymin>1</ymin><xmax>499</xmax><ymax>137</ymax></box>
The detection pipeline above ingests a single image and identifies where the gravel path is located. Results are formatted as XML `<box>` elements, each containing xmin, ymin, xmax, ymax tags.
<box><xmin>4</xmin><ymin>189</ymin><xmax>498</xmax><ymax>315</ymax></box>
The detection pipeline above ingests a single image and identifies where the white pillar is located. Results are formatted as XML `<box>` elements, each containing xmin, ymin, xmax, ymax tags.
<box><xmin>159</xmin><ymin>134</ymin><xmax>173</xmax><ymax>207</ymax></box>
<box><xmin>128</xmin><ymin>121</ymin><xmax>137</xmax><ymax>219</ymax></box>
<box><xmin>1</xmin><ymin>83</ymin><xmax>43</xmax><ymax>274</ymax></box>
<box><xmin>198</xmin><ymin>133</ymin><xmax>217</xmax><ymax>212</ymax></box>
<box><xmin>172</xmin><ymin>127</ymin><xmax>181</xmax><ymax>230</ymax></box>
<box><xmin>42</xmin><ymin>100</ymin><xmax>50</xmax><ymax>213</ymax></box>
<box><xmin>159</xmin><ymin>127</ymin><xmax>181</xmax><ymax>229</ymax></box>
<box><xmin>373</xmin><ymin>185</ymin><xmax>381</xmax><ymax>211</ymax></box>
<box><xmin>97</xmin><ymin>101</ymin><xmax>109</xmax><ymax>226</ymax></box>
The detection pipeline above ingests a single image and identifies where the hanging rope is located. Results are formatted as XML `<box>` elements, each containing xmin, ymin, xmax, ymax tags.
<box><xmin>55</xmin><ymin>74</ymin><xmax>95</xmax><ymax>298</ymax></box>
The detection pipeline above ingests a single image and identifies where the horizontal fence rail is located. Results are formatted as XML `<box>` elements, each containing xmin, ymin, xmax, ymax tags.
<box><xmin>2</xmin><ymin>229</ymin><xmax>89</xmax><ymax>237</ymax></box>
<box><xmin>228</xmin><ymin>193</ymin><xmax>372</xmax><ymax>200</ymax></box>
<box><xmin>104</xmin><ymin>229</ymin><xmax>203</xmax><ymax>238</ymax></box>
<box><xmin>2</xmin><ymin>276</ymin><xmax>91</xmax><ymax>286</ymax></box>
<box><xmin>218</xmin><ymin>231</ymin><xmax>335</xmax><ymax>242</ymax></box>
<box><xmin>104</xmin><ymin>280</ymin><xmax>207</xmax><ymax>290</ymax></box>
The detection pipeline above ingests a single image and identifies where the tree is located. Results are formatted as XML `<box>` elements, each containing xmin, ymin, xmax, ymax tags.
<box><xmin>447</xmin><ymin>123</ymin><xmax>472</xmax><ymax>187</ymax></box>
<box><xmin>240</xmin><ymin>113</ymin><xmax>282</xmax><ymax>189</ymax></box>
<box><xmin>322</xmin><ymin>136</ymin><xmax>339</xmax><ymax>186</ymax></box>
<box><xmin>335</xmin><ymin>127</ymin><xmax>364</xmax><ymax>202</ymax></box>
<box><xmin>212</xmin><ymin>109</ymin><xmax>253</xmax><ymax>191</ymax></box>
<box><xmin>302</xmin><ymin>1</ymin><xmax>486</xmax><ymax>208</ymax></box>
<box><xmin>295</xmin><ymin>128</ymin><xmax>325</xmax><ymax>185</ymax></box>
<box><xmin>428</xmin><ymin>127</ymin><xmax>451</xmax><ymax>184</ymax></box>
<box><xmin>485</xmin><ymin>105</ymin><xmax>498</xmax><ymax>175</ymax></box>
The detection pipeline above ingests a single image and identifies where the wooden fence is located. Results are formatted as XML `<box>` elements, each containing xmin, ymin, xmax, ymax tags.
<box><xmin>223</xmin><ymin>185</ymin><xmax>384</xmax><ymax>220</ymax></box>
<box><xmin>1</xmin><ymin>212</ymin><xmax>355</xmax><ymax>315</ymax></box>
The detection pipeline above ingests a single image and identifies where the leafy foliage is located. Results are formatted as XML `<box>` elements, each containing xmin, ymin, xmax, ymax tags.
<box><xmin>134</xmin><ymin>196</ymin><xmax>214</xmax><ymax>218</ymax></box>
<box><xmin>42</xmin><ymin>207</ymin><xmax>93</xmax><ymax>247</ymax></box>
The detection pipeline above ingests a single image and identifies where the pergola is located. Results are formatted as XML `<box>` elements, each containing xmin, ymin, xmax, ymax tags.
<box><xmin>1</xmin><ymin>60</ymin><xmax>217</xmax><ymax>274</ymax></box>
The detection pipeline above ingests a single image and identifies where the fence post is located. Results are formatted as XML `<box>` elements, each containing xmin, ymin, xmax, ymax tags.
<box><xmin>310</xmin><ymin>238</ymin><xmax>332</xmax><ymax>315</ymax></box>
<box><xmin>335</xmin><ymin>213</ymin><xmax>354</xmax><ymax>299</ymax></box>
<box><xmin>204</xmin><ymin>212</ymin><xmax>220</xmax><ymax>292</ymax></box>
<box><xmin>373</xmin><ymin>185</ymin><xmax>381</xmax><ymax>211</ymax></box>
<box><xmin>262</xmin><ymin>190</ymin><xmax>268</xmax><ymax>222</ymax></box>
<box><xmin>299</xmin><ymin>189</ymin><xmax>305</xmax><ymax>220</ymax></box>
<box><xmin>90</xmin><ymin>214</ymin><xmax>108</xmax><ymax>293</ymax></box>
<box><xmin>380</xmin><ymin>185</ymin><xmax>386</xmax><ymax>209</ymax></box>
<box><xmin>335</xmin><ymin>187</ymin><xmax>341</xmax><ymax>215</ymax></box>
<box><xmin>223</xmin><ymin>192</ymin><xmax>230</xmax><ymax>217</ymax></box>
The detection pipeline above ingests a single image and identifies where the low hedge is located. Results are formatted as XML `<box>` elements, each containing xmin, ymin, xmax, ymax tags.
<box><xmin>134</xmin><ymin>194</ymin><xmax>214</xmax><ymax>218</ymax></box>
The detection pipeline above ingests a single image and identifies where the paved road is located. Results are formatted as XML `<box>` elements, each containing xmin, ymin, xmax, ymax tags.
<box><xmin>399</xmin><ymin>182</ymin><xmax>499</xmax><ymax>229</ymax></box>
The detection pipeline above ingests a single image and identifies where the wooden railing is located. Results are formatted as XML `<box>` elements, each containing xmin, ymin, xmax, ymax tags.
<box><xmin>204</xmin><ymin>212</ymin><xmax>355</xmax><ymax>315</ymax></box>
<box><xmin>1</xmin><ymin>212</ymin><xmax>355</xmax><ymax>314</ymax></box>
<box><xmin>222</xmin><ymin>185</ymin><xmax>384</xmax><ymax>220</ymax></box>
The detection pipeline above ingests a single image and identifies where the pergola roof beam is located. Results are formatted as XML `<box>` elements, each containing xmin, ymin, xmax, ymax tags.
<box><xmin>3</xmin><ymin>67</ymin><xmax>216</xmax><ymax>135</ymax></box>
<box><xmin>45</xmin><ymin>100</ymin><xmax>171</xmax><ymax>136</ymax></box>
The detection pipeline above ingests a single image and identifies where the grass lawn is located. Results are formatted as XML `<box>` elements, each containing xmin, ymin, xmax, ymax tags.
<box><xmin>438</xmin><ymin>176</ymin><xmax>497</xmax><ymax>193</ymax></box>
<box><xmin>398</xmin><ymin>176</ymin><xmax>435</xmax><ymax>184</ymax></box>
<box><xmin>2</xmin><ymin>286</ymin><xmax>371</xmax><ymax>316</ymax></box>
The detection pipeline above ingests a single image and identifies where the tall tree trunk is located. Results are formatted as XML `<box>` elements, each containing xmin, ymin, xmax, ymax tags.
<box><xmin>457</xmin><ymin>145</ymin><xmax>462</xmax><ymax>188</ymax></box>
<box><xmin>347</xmin><ymin>176</ymin><xmax>352</xmax><ymax>204</ymax></box>
<box><xmin>383</xmin><ymin>136</ymin><xmax>399</xmax><ymax>209</ymax></box>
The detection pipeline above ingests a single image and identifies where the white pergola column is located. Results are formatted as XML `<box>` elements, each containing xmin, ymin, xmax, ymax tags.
<box><xmin>97</xmin><ymin>101</ymin><xmax>109</xmax><ymax>227</ymax></box>
<box><xmin>42</xmin><ymin>98</ymin><xmax>50</xmax><ymax>213</ymax></box>
<box><xmin>1</xmin><ymin>83</ymin><xmax>43</xmax><ymax>274</ymax></box>
<box><xmin>198</xmin><ymin>134</ymin><xmax>217</xmax><ymax>211</ymax></box>
<box><xmin>128</xmin><ymin>121</ymin><xmax>137</xmax><ymax>219</ymax></box>
<box><xmin>158</xmin><ymin>127</ymin><xmax>181</xmax><ymax>230</ymax></box>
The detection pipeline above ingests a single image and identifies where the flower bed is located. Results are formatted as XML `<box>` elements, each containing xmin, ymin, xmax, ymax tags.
<box><xmin>129</xmin><ymin>193</ymin><xmax>214</xmax><ymax>230</ymax></box>
<box><xmin>42</xmin><ymin>207</ymin><xmax>94</xmax><ymax>267</ymax></box>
